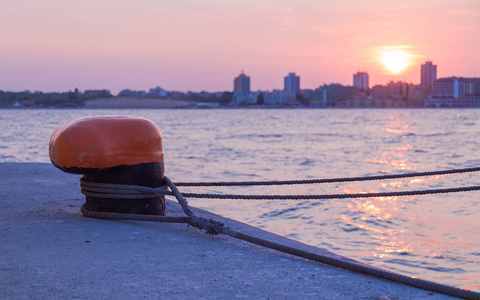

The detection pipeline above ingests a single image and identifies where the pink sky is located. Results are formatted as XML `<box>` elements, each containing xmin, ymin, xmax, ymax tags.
<box><xmin>1</xmin><ymin>0</ymin><xmax>479</xmax><ymax>94</ymax></box>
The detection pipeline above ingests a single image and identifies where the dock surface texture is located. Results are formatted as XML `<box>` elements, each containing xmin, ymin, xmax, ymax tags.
<box><xmin>0</xmin><ymin>163</ymin><xmax>460</xmax><ymax>299</ymax></box>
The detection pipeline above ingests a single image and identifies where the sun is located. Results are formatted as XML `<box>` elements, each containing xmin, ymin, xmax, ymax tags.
<box><xmin>381</xmin><ymin>49</ymin><xmax>411</xmax><ymax>73</ymax></box>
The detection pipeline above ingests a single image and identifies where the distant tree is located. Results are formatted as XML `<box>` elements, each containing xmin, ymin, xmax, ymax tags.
<box><xmin>68</xmin><ymin>90</ymin><xmax>78</xmax><ymax>101</ymax></box>
<box><xmin>219</xmin><ymin>91</ymin><xmax>234</xmax><ymax>103</ymax></box>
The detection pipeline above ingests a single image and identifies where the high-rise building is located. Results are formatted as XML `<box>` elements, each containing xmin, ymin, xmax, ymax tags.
<box><xmin>234</xmin><ymin>71</ymin><xmax>250</xmax><ymax>94</ymax></box>
<box><xmin>353</xmin><ymin>72</ymin><xmax>369</xmax><ymax>90</ymax></box>
<box><xmin>284</xmin><ymin>73</ymin><xmax>300</xmax><ymax>93</ymax></box>
<box><xmin>421</xmin><ymin>61</ymin><xmax>437</xmax><ymax>88</ymax></box>
<box><xmin>233</xmin><ymin>71</ymin><xmax>252</xmax><ymax>104</ymax></box>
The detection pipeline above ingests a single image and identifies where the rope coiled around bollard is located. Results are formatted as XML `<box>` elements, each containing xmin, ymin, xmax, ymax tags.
<box><xmin>79</xmin><ymin>175</ymin><xmax>480</xmax><ymax>299</ymax></box>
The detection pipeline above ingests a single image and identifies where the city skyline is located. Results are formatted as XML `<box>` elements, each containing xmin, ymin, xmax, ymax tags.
<box><xmin>1</xmin><ymin>0</ymin><xmax>479</xmax><ymax>94</ymax></box>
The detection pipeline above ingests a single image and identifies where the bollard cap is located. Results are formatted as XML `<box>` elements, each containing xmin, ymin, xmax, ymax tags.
<box><xmin>49</xmin><ymin>115</ymin><xmax>164</xmax><ymax>172</ymax></box>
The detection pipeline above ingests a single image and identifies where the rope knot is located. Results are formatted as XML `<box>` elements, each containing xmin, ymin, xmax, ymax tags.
<box><xmin>188</xmin><ymin>216</ymin><xmax>224</xmax><ymax>235</ymax></box>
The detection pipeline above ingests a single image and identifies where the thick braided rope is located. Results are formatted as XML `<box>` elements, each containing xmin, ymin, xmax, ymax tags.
<box><xmin>179</xmin><ymin>185</ymin><xmax>480</xmax><ymax>200</ymax></box>
<box><xmin>80</xmin><ymin>177</ymin><xmax>225</xmax><ymax>235</ymax></box>
<box><xmin>174</xmin><ymin>166</ymin><xmax>480</xmax><ymax>186</ymax></box>
<box><xmin>163</xmin><ymin>176</ymin><xmax>480</xmax><ymax>299</ymax></box>
<box><xmin>80</xmin><ymin>177</ymin><xmax>480</xmax><ymax>200</ymax></box>
<box><xmin>80</xmin><ymin>204</ymin><xmax>189</xmax><ymax>223</ymax></box>
<box><xmin>80</xmin><ymin>177</ymin><xmax>173</xmax><ymax>199</ymax></box>
<box><xmin>80</xmin><ymin>176</ymin><xmax>226</xmax><ymax>235</ymax></box>
<box><xmin>219</xmin><ymin>227</ymin><xmax>479</xmax><ymax>300</ymax></box>
<box><xmin>80</xmin><ymin>204</ymin><xmax>223</xmax><ymax>235</ymax></box>
<box><xmin>79</xmin><ymin>176</ymin><xmax>480</xmax><ymax>299</ymax></box>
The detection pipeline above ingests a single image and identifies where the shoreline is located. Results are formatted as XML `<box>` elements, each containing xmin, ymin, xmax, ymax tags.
<box><xmin>83</xmin><ymin>97</ymin><xmax>197</xmax><ymax>109</ymax></box>
<box><xmin>3</xmin><ymin>97</ymin><xmax>480</xmax><ymax>110</ymax></box>
<box><xmin>1</xmin><ymin>97</ymin><xmax>293</xmax><ymax>109</ymax></box>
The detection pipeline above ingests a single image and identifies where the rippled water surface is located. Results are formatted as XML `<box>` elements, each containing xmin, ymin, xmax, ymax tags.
<box><xmin>1</xmin><ymin>108</ymin><xmax>480</xmax><ymax>291</ymax></box>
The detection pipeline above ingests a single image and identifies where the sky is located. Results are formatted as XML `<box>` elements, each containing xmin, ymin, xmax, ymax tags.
<box><xmin>1</xmin><ymin>0</ymin><xmax>479</xmax><ymax>94</ymax></box>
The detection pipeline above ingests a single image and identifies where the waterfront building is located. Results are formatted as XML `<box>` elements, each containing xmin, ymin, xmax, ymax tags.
<box><xmin>421</xmin><ymin>61</ymin><xmax>437</xmax><ymax>89</ymax></box>
<box><xmin>426</xmin><ymin>77</ymin><xmax>480</xmax><ymax>107</ymax></box>
<box><xmin>368</xmin><ymin>81</ymin><xmax>411</xmax><ymax>107</ymax></box>
<box><xmin>432</xmin><ymin>77</ymin><xmax>459</xmax><ymax>98</ymax></box>
<box><xmin>309</xmin><ymin>88</ymin><xmax>328</xmax><ymax>108</ymax></box>
<box><xmin>118</xmin><ymin>89</ymin><xmax>147</xmax><ymax>97</ymax></box>
<box><xmin>310</xmin><ymin>84</ymin><xmax>359</xmax><ymax>107</ymax></box>
<box><xmin>233</xmin><ymin>71</ymin><xmax>252</xmax><ymax>104</ymax></box>
<box><xmin>284</xmin><ymin>73</ymin><xmax>300</xmax><ymax>93</ymax></box>
<box><xmin>263</xmin><ymin>90</ymin><xmax>296</xmax><ymax>106</ymax></box>
<box><xmin>371</xmin><ymin>85</ymin><xmax>388</xmax><ymax>99</ymax></box>
<box><xmin>387</xmin><ymin>81</ymin><xmax>408</xmax><ymax>101</ymax></box>
<box><xmin>148</xmin><ymin>86</ymin><xmax>168</xmax><ymax>97</ymax></box>
<box><xmin>463</xmin><ymin>78</ymin><xmax>480</xmax><ymax>98</ymax></box>
<box><xmin>353</xmin><ymin>72</ymin><xmax>369</xmax><ymax>91</ymax></box>
<box><xmin>371</xmin><ymin>81</ymin><xmax>408</xmax><ymax>102</ymax></box>
<box><xmin>407</xmin><ymin>85</ymin><xmax>430</xmax><ymax>107</ymax></box>
<box><xmin>431</xmin><ymin>77</ymin><xmax>480</xmax><ymax>98</ymax></box>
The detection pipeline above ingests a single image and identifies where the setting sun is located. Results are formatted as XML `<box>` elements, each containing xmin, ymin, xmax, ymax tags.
<box><xmin>381</xmin><ymin>50</ymin><xmax>411</xmax><ymax>73</ymax></box>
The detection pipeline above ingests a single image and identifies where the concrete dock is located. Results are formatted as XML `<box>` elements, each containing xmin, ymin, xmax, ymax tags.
<box><xmin>0</xmin><ymin>163</ymin><xmax>460</xmax><ymax>299</ymax></box>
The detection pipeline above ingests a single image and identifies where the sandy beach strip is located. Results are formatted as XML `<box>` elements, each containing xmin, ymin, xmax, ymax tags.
<box><xmin>83</xmin><ymin>97</ymin><xmax>196</xmax><ymax>109</ymax></box>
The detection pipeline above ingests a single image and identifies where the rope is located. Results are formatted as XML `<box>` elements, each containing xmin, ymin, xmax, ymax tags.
<box><xmin>78</xmin><ymin>175</ymin><xmax>480</xmax><ymax>299</ymax></box>
<box><xmin>80</xmin><ymin>205</ymin><xmax>189</xmax><ymax>223</ymax></box>
<box><xmin>80</xmin><ymin>179</ymin><xmax>173</xmax><ymax>199</ymax></box>
<box><xmin>80</xmin><ymin>177</ymin><xmax>480</xmax><ymax>201</ymax></box>
<box><xmin>178</xmin><ymin>185</ymin><xmax>480</xmax><ymax>200</ymax></box>
<box><xmin>80</xmin><ymin>176</ymin><xmax>225</xmax><ymax>236</ymax></box>
<box><xmin>174</xmin><ymin>166</ymin><xmax>480</xmax><ymax>186</ymax></box>
<box><xmin>219</xmin><ymin>228</ymin><xmax>479</xmax><ymax>300</ymax></box>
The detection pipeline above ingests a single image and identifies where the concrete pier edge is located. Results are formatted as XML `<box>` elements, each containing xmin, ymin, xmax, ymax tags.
<box><xmin>0</xmin><ymin>163</ymin><xmax>460</xmax><ymax>299</ymax></box>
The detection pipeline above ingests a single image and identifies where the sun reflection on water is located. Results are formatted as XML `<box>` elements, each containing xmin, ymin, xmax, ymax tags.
<box><xmin>338</xmin><ymin>112</ymin><xmax>444</xmax><ymax>262</ymax></box>
<box><xmin>166</xmin><ymin>109</ymin><xmax>479</xmax><ymax>290</ymax></box>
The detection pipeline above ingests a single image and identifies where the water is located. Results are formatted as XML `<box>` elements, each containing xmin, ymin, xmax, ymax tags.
<box><xmin>1</xmin><ymin>108</ymin><xmax>479</xmax><ymax>291</ymax></box>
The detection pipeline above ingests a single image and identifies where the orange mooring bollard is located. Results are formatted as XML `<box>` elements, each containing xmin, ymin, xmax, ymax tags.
<box><xmin>49</xmin><ymin>115</ymin><xmax>165</xmax><ymax>215</ymax></box>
